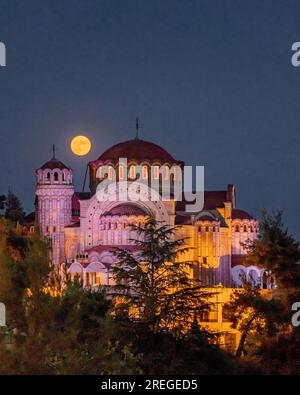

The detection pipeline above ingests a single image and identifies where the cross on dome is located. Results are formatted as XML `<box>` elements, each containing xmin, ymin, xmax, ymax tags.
<box><xmin>52</xmin><ymin>144</ymin><xmax>56</xmax><ymax>159</ymax></box>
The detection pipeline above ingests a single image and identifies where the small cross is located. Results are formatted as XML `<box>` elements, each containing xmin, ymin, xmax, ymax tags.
<box><xmin>52</xmin><ymin>144</ymin><xmax>56</xmax><ymax>159</ymax></box>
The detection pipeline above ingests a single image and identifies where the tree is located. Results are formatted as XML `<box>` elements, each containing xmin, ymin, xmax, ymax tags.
<box><xmin>224</xmin><ymin>280</ymin><xmax>281</xmax><ymax>358</ymax></box>
<box><xmin>246</xmin><ymin>210</ymin><xmax>300</xmax><ymax>289</ymax></box>
<box><xmin>4</xmin><ymin>191</ymin><xmax>25</xmax><ymax>223</ymax></box>
<box><xmin>111</xmin><ymin>218</ymin><xmax>212</xmax><ymax>335</ymax></box>
<box><xmin>223</xmin><ymin>210</ymin><xmax>300</xmax><ymax>373</ymax></box>
<box><xmin>0</xmin><ymin>195</ymin><xmax>5</xmax><ymax>212</ymax></box>
<box><xmin>239</xmin><ymin>210</ymin><xmax>300</xmax><ymax>372</ymax></box>
<box><xmin>0</xmin><ymin>217</ymin><xmax>140</xmax><ymax>374</ymax></box>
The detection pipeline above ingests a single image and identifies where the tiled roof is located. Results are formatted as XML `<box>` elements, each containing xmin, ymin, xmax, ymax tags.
<box><xmin>232</xmin><ymin>209</ymin><xmax>254</xmax><ymax>220</ymax></box>
<box><xmin>23</xmin><ymin>211</ymin><xmax>35</xmax><ymax>224</ymax></box>
<box><xmin>231</xmin><ymin>255</ymin><xmax>248</xmax><ymax>267</ymax></box>
<box><xmin>40</xmin><ymin>158</ymin><xmax>70</xmax><ymax>170</ymax></box>
<box><xmin>103</xmin><ymin>204</ymin><xmax>148</xmax><ymax>217</ymax></box>
<box><xmin>175</xmin><ymin>190</ymin><xmax>229</xmax><ymax>212</ymax></box>
<box><xmin>89</xmin><ymin>138</ymin><xmax>182</xmax><ymax>166</ymax></box>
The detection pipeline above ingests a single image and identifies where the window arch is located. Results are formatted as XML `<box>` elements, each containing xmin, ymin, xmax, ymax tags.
<box><xmin>108</xmin><ymin>166</ymin><xmax>113</xmax><ymax>180</ymax></box>
<box><xmin>129</xmin><ymin>165</ymin><xmax>136</xmax><ymax>179</ymax></box>
<box><xmin>54</xmin><ymin>172</ymin><xmax>59</xmax><ymax>182</ymax></box>
<box><xmin>118</xmin><ymin>164</ymin><xmax>125</xmax><ymax>180</ymax></box>
<box><xmin>142</xmin><ymin>165</ymin><xmax>148</xmax><ymax>179</ymax></box>
<box><xmin>98</xmin><ymin>166</ymin><xmax>103</xmax><ymax>179</ymax></box>
<box><xmin>232</xmin><ymin>266</ymin><xmax>246</xmax><ymax>288</ymax></box>
<box><xmin>248</xmin><ymin>269</ymin><xmax>259</xmax><ymax>286</ymax></box>
<box><xmin>262</xmin><ymin>271</ymin><xmax>268</xmax><ymax>289</ymax></box>
<box><xmin>153</xmin><ymin>165</ymin><xmax>159</xmax><ymax>180</ymax></box>
<box><xmin>164</xmin><ymin>166</ymin><xmax>170</xmax><ymax>180</ymax></box>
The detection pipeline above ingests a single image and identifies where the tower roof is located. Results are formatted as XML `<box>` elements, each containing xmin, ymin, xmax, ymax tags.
<box><xmin>40</xmin><ymin>158</ymin><xmax>70</xmax><ymax>170</ymax></box>
<box><xmin>39</xmin><ymin>145</ymin><xmax>71</xmax><ymax>170</ymax></box>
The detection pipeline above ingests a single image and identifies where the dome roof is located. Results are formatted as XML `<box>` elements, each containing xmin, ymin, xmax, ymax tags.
<box><xmin>232</xmin><ymin>209</ymin><xmax>254</xmax><ymax>220</ymax></box>
<box><xmin>40</xmin><ymin>158</ymin><xmax>70</xmax><ymax>170</ymax></box>
<box><xmin>96</xmin><ymin>139</ymin><xmax>179</xmax><ymax>164</ymax></box>
<box><xmin>103</xmin><ymin>203</ymin><xmax>149</xmax><ymax>217</ymax></box>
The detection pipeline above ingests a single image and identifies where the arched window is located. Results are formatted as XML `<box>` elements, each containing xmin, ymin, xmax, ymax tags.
<box><xmin>118</xmin><ymin>165</ymin><xmax>125</xmax><ymax>180</ymax></box>
<box><xmin>262</xmin><ymin>271</ymin><xmax>268</xmax><ymax>289</ymax></box>
<box><xmin>164</xmin><ymin>166</ymin><xmax>169</xmax><ymax>180</ymax></box>
<box><xmin>108</xmin><ymin>166</ymin><xmax>113</xmax><ymax>180</ymax></box>
<box><xmin>248</xmin><ymin>269</ymin><xmax>258</xmax><ymax>286</ymax></box>
<box><xmin>129</xmin><ymin>165</ymin><xmax>136</xmax><ymax>179</ymax></box>
<box><xmin>232</xmin><ymin>267</ymin><xmax>246</xmax><ymax>288</ymax></box>
<box><xmin>54</xmin><ymin>172</ymin><xmax>59</xmax><ymax>182</ymax></box>
<box><xmin>46</xmin><ymin>172</ymin><xmax>50</xmax><ymax>182</ymax></box>
<box><xmin>153</xmin><ymin>165</ymin><xmax>159</xmax><ymax>180</ymax></box>
<box><xmin>62</xmin><ymin>172</ymin><xmax>66</xmax><ymax>182</ymax></box>
<box><xmin>142</xmin><ymin>165</ymin><xmax>148</xmax><ymax>179</ymax></box>
<box><xmin>235</xmin><ymin>225</ymin><xmax>240</xmax><ymax>232</ymax></box>
<box><xmin>243</xmin><ymin>225</ymin><xmax>247</xmax><ymax>232</ymax></box>
<box><xmin>172</xmin><ymin>167</ymin><xmax>177</xmax><ymax>181</ymax></box>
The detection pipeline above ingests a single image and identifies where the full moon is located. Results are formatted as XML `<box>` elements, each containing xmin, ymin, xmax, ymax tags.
<box><xmin>71</xmin><ymin>135</ymin><xmax>92</xmax><ymax>156</ymax></box>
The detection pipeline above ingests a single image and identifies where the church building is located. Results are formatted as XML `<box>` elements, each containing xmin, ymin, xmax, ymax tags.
<box><xmin>25</xmin><ymin>133</ymin><xmax>277</xmax><ymax>351</ymax></box>
<box><xmin>33</xmin><ymin>136</ymin><xmax>269</xmax><ymax>291</ymax></box>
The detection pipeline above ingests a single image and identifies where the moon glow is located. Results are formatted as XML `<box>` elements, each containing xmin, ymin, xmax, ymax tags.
<box><xmin>71</xmin><ymin>135</ymin><xmax>91</xmax><ymax>156</ymax></box>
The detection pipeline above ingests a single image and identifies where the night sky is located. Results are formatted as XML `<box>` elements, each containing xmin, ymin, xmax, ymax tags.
<box><xmin>0</xmin><ymin>0</ymin><xmax>300</xmax><ymax>236</ymax></box>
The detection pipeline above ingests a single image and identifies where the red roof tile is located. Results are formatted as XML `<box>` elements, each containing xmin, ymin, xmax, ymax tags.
<box><xmin>89</xmin><ymin>139</ymin><xmax>182</xmax><ymax>167</ymax></box>
<box><xmin>232</xmin><ymin>209</ymin><xmax>254</xmax><ymax>220</ymax></box>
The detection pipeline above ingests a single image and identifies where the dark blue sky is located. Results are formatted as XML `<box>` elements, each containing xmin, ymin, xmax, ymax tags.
<box><xmin>0</xmin><ymin>0</ymin><xmax>300</xmax><ymax>236</ymax></box>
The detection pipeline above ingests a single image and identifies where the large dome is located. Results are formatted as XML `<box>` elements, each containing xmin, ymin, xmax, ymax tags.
<box><xmin>96</xmin><ymin>139</ymin><xmax>179</xmax><ymax>164</ymax></box>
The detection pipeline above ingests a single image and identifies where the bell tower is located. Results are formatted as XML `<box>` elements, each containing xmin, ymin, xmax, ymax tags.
<box><xmin>35</xmin><ymin>146</ymin><xmax>74</xmax><ymax>264</ymax></box>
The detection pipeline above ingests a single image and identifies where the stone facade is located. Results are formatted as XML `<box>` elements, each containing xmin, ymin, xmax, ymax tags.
<box><xmin>34</xmin><ymin>138</ymin><xmax>267</xmax><ymax>291</ymax></box>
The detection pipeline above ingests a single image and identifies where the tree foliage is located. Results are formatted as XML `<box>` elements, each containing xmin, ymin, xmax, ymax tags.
<box><xmin>226</xmin><ymin>210</ymin><xmax>300</xmax><ymax>372</ymax></box>
<box><xmin>0</xmin><ymin>218</ymin><xmax>140</xmax><ymax>374</ymax></box>
<box><xmin>1</xmin><ymin>192</ymin><xmax>25</xmax><ymax>223</ymax></box>
<box><xmin>224</xmin><ymin>280</ymin><xmax>281</xmax><ymax>357</ymax></box>
<box><xmin>0</xmin><ymin>195</ymin><xmax>5</xmax><ymax>211</ymax></box>
<box><xmin>111</xmin><ymin>218</ymin><xmax>212</xmax><ymax>334</ymax></box>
